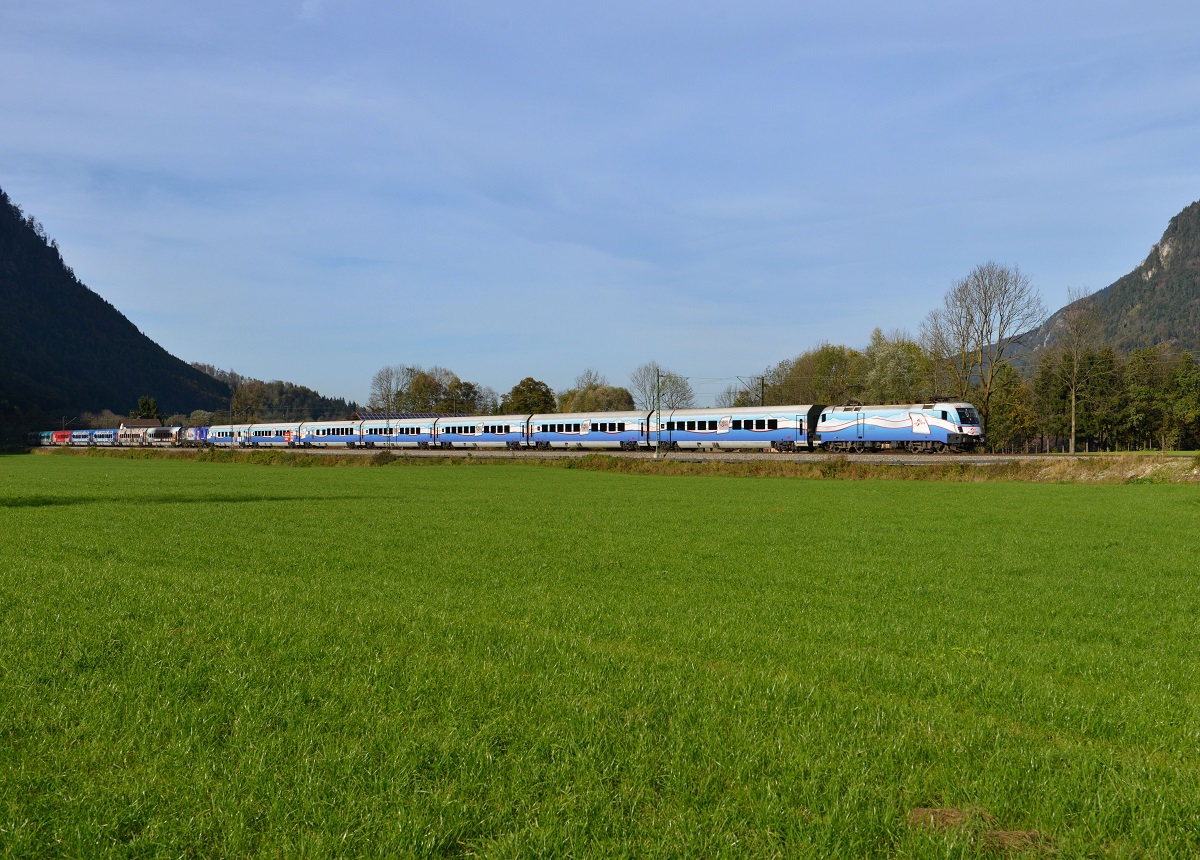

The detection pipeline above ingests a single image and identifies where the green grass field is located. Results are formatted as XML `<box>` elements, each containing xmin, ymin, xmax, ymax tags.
<box><xmin>2</xmin><ymin>454</ymin><xmax>1199</xmax><ymax>857</ymax></box>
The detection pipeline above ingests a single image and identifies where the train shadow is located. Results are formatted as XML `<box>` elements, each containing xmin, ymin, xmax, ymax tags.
<box><xmin>0</xmin><ymin>496</ymin><xmax>80</xmax><ymax>508</ymax></box>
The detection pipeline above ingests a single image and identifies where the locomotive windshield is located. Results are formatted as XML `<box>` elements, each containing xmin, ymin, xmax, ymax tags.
<box><xmin>956</xmin><ymin>407</ymin><xmax>980</xmax><ymax>425</ymax></box>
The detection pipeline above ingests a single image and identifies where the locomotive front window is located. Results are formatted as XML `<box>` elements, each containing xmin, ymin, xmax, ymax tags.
<box><xmin>956</xmin><ymin>407</ymin><xmax>980</xmax><ymax>425</ymax></box>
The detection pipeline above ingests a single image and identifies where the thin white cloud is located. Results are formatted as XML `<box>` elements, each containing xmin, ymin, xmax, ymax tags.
<box><xmin>299</xmin><ymin>0</ymin><xmax>322</xmax><ymax>22</ymax></box>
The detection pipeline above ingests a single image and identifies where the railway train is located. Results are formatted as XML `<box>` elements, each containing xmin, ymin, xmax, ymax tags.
<box><xmin>30</xmin><ymin>400</ymin><xmax>985</xmax><ymax>453</ymax></box>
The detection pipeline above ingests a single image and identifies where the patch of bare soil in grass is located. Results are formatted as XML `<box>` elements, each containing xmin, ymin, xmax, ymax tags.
<box><xmin>980</xmin><ymin>829</ymin><xmax>1051</xmax><ymax>855</ymax></box>
<box><xmin>907</xmin><ymin>807</ymin><xmax>979</xmax><ymax>831</ymax></box>
<box><xmin>908</xmin><ymin>807</ymin><xmax>1053</xmax><ymax>856</ymax></box>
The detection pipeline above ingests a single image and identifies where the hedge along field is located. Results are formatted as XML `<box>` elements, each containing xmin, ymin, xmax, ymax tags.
<box><xmin>1</xmin><ymin>456</ymin><xmax>1199</xmax><ymax>858</ymax></box>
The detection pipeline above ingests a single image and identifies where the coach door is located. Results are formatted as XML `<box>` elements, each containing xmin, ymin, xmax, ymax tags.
<box><xmin>856</xmin><ymin>412</ymin><xmax>866</xmax><ymax>439</ymax></box>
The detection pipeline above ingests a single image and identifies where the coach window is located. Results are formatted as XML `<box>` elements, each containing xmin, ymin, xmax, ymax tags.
<box><xmin>732</xmin><ymin>420</ymin><xmax>742</xmax><ymax>430</ymax></box>
<box><xmin>756</xmin><ymin>419</ymin><xmax>766</xmax><ymax>430</ymax></box>
<box><xmin>768</xmin><ymin>419</ymin><xmax>778</xmax><ymax>430</ymax></box>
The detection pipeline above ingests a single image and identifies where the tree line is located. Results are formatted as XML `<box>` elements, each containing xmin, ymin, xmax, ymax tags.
<box><xmin>366</xmin><ymin>361</ymin><xmax>699</xmax><ymax>417</ymax></box>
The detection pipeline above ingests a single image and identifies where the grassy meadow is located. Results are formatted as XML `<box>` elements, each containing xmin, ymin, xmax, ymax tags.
<box><xmin>2</xmin><ymin>453</ymin><xmax>1199</xmax><ymax>857</ymax></box>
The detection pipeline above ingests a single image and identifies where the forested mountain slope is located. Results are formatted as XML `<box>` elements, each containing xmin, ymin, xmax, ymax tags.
<box><xmin>0</xmin><ymin>187</ymin><xmax>229</xmax><ymax>418</ymax></box>
<box><xmin>1030</xmin><ymin>199</ymin><xmax>1200</xmax><ymax>354</ymax></box>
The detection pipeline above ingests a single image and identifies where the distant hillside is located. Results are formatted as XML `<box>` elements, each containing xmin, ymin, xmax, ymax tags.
<box><xmin>0</xmin><ymin>187</ymin><xmax>230</xmax><ymax>424</ymax></box>
<box><xmin>191</xmin><ymin>363</ymin><xmax>358</xmax><ymax>421</ymax></box>
<box><xmin>1028</xmin><ymin>199</ymin><xmax>1200</xmax><ymax>355</ymax></box>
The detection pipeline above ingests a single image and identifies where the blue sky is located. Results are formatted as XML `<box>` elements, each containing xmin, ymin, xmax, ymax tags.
<box><xmin>3</xmin><ymin>2</ymin><xmax>1199</xmax><ymax>405</ymax></box>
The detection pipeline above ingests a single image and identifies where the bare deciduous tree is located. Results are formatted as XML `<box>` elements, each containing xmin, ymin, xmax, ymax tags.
<box><xmin>922</xmin><ymin>261</ymin><xmax>1046</xmax><ymax>430</ymax></box>
<box><xmin>574</xmin><ymin>368</ymin><xmax>606</xmax><ymax>391</ymax></box>
<box><xmin>629</xmin><ymin>361</ymin><xmax>695</xmax><ymax>410</ymax></box>
<box><xmin>369</xmin><ymin>365</ymin><xmax>404</xmax><ymax>411</ymax></box>
<box><xmin>714</xmin><ymin>382</ymin><xmax>750</xmax><ymax>408</ymax></box>
<box><xmin>628</xmin><ymin>362</ymin><xmax>660</xmax><ymax>410</ymax></box>
<box><xmin>1057</xmin><ymin>287</ymin><xmax>1101</xmax><ymax>454</ymax></box>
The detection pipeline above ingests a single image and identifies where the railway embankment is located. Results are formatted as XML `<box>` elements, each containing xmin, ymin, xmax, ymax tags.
<box><xmin>31</xmin><ymin>445</ymin><xmax>1200</xmax><ymax>483</ymax></box>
